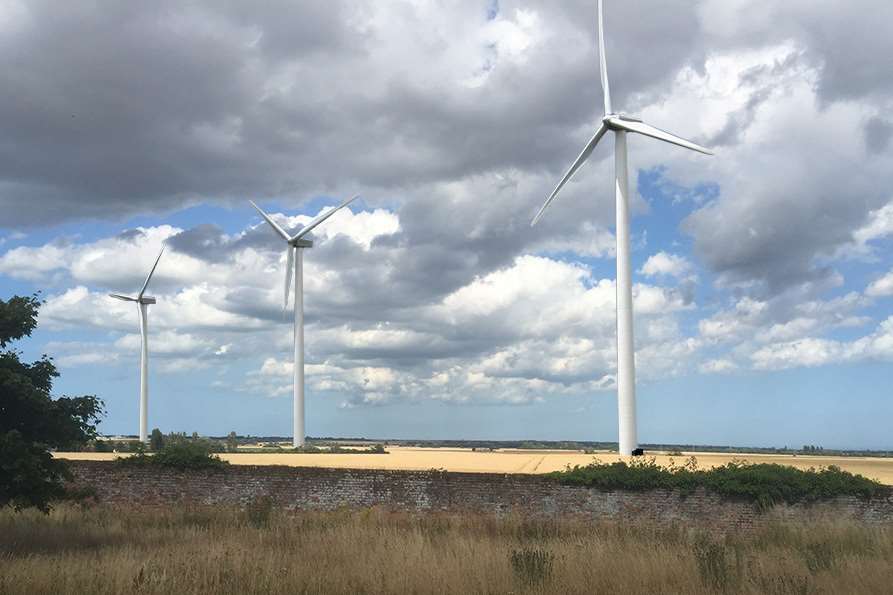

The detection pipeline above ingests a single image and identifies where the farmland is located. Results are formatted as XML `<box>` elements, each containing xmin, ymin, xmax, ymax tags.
<box><xmin>54</xmin><ymin>446</ymin><xmax>893</xmax><ymax>485</ymax></box>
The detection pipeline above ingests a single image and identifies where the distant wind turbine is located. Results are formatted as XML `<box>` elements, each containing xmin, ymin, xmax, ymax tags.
<box><xmin>108</xmin><ymin>247</ymin><xmax>165</xmax><ymax>443</ymax></box>
<box><xmin>530</xmin><ymin>0</ymin><xmax>713</xmax><ymax>455</ymax></box>
<box><xmin>250</xmin><ymin>196</ymin><xmax>359</xmax><ymax>448</ymax></box>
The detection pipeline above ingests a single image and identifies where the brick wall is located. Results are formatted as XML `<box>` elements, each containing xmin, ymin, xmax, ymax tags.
<box><xmin>68</xmin><ymin>461</ymin><xmax>893</xmax><ymax>531</ymax></box>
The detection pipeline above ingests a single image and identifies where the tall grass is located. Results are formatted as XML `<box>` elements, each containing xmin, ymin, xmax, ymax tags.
<box><xmin>0</xmin><ymin>505</ymin><xmax>891</xmax><ymax>594</ymax></box>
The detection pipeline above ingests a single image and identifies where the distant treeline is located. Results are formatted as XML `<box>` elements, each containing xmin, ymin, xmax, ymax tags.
<box><xmin>83</xmin><ymin>435</ymin><xmax>893</xmax><ymax>458</ymax></box>
<box><xmin>82</xmin><ymin>431</ymin><xmax>387</xmax><ymax>455</ymax></box>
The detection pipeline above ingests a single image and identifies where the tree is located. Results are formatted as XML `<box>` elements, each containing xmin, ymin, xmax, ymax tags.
<box><xmin>226</xmin><ymin>431</ymin><xmax>238</xmax><ymax>452</ymax></box>
<box><xmin>149</xmin><ymin>428</ymin><xmax>164</xmax><ymax>451</ymax></box>
<box><xmin>0</xmin><ymin>294</ymin><xmax>104</xmax><ymax>512</ymax></box>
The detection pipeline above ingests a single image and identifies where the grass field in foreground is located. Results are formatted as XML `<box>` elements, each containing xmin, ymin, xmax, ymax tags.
<box><xmin>1</xmin><ymin>505</ymin><xmax>891</xmax><ymax>594</ymax></box>
<box><xmin>54</xmin><ymin>447</ymin><xmax>893</xmax><ymax>485</ymax></box>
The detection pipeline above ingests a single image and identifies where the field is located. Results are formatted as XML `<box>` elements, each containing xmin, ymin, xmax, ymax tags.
<box><xmin>55</xmin><ymin>446</ymin><xmax>893</xmax><ymax>484</ymax></box>
<box><xmin>1</xmin><ymin>504</ymin><xmax>891</xmax><ymax>594</ymax></box>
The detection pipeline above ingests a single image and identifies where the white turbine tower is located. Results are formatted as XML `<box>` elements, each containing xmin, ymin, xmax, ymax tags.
<box><xmin>531</xmin><ymin>0</ymin><xmax>713</xmax><ymax>456</ymax></box>
<box><xmin>108</xmin><ymin>247</ymin><xmax>165</xmax><ymax>444</ymax></box>
<box><xmin>250</xmin><ymin>196</ymin><xmax>359</xmax><ymax>448</ymax></box>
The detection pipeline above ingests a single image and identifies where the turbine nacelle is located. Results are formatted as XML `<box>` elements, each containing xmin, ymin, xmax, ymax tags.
<box><xmin>604</xmin><ymin>113</ymin><xmax>642</xmax><ymax>125</ymax></box>
<box><xmin>109</xmin><ymin>294</ymin><xmax>157</xmax><ymax>304</ymax></box>
<box><xmin>604</xmin><ymin>114</ymin><xmax>713</xmax><ymax>156</ymax></box>
<box><xmin>250</xmin><ymin>194</ymin><xmax>359</xmax><ymax>309</ymax></box>
<box><xmin>108</xmin><ymin>245</ymin><xmax>163</xmax><ymax>305</ymax></box>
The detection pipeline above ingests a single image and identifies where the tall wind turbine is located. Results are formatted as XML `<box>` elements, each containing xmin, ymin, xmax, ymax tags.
<box><xmin>250</xmin><ymin>196</ymin><xmax>359</xmax><ymax>448</ymax></box>
<box><xmin>530</xmin><ymin>0</ymin><xmax>713</xmax><ymax>455</ymax></box>
<box><xmin>108</xmin><ymin>247</ymin><xmax>165</xmax><ymax>443</ymax></box>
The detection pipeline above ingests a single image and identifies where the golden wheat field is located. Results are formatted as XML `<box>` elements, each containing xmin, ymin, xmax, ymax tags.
<box><xmin>54</xmin><ymin>447</ymin><xmax>893</xmax><ymax>484</ymax></box>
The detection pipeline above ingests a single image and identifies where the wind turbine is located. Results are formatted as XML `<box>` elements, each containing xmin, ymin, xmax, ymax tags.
<box><xmin>250</xmin><ymin>196</ymin><xmax>359</xmax><ymax>448</ymax></box>
<box><xmin>530</xmin><ymin>0</ymin><xmax>713</xmax><ymax>456</ymax></box>
<box><xmin>108</xmin><ymin>247</ymin><xmax>165</xmax><ymax>444</ymax></box>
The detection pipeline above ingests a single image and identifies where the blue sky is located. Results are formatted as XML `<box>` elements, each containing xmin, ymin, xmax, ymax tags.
<box><xmin>1</xmin><ymin>0</ymin><xmax>892</xmax><ymax>448</ymax></box>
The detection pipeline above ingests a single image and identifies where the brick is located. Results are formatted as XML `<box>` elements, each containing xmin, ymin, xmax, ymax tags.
<box><xmin>65</xmin><ymin>461</ymin><xmax>893</xmax><ymax>531</ymax></box>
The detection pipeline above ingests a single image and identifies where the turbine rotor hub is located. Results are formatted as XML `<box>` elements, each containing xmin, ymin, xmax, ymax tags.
<box><xmin>603</xmin><ymin>113</ymin><xmax>642</xmax><ymax>129</ymax></box>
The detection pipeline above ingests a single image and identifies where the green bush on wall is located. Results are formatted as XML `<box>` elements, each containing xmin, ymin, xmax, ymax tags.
<box><xmin>550</xmin><ymin>457</ymin><xmax>884</xmax><ymax>509</ymax></box>
<box><xmin>117</xmin><ymin>441</ymin><xmax>229</xmax><ymax>471</ymax></box>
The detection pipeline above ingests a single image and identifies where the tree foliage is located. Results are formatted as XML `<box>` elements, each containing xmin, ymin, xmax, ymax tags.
<box><xmin>0</xmin><ymin>294</ymin><xmax>104</xmax><ymax>511</ymax></box>
<box><xmin>149</xmin><ymin>428</ymin><xmax>165</xmax><ymax>451</ymax></box>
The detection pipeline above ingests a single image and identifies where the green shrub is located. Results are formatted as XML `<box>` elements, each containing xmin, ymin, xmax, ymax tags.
<box><xmin>290</xmin><ymin>444</ymin><xmax>324</xmax><ymax>453</ymax></box>
<box><xmin>550</xmin><ymin>457</ymin><xmax>884</xmax><ymax>509</ymax></box>
<box><xmin>117</xmin><ymin>442</ymin><xmax>228</xmax><ymax>471</ymax></box>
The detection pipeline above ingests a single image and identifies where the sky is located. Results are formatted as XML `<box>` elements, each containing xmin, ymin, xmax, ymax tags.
<box><xmin>1</xmin><ymin>0</ymin><xmax>892</xmax><ymax>449</ymax></box>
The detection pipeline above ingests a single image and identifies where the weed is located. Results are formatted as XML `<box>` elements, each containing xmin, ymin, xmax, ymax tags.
<box><xmin>510</xmin><ymin>547</ymin><xmax>554</xmax><ymax>586</ymax></box>
<box><xmin>693</xmin><ymin>537</ymin><xmax>736</xmax><ymax>591</ymax></box>
<box><xmin>246</xmin><ymin>496</ymin><xmax>274</xmax><ymax>529</ymax></box>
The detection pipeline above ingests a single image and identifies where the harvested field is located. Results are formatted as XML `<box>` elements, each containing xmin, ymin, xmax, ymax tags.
<box><xmin>54</xmin><ymin>447</ymin><xmax>893</xmax><ymax>485</ymax></box>
<box><xmin>2</xmin><ymin>505</ymin><xmax>892</xmax><ymax>594</ymax></box>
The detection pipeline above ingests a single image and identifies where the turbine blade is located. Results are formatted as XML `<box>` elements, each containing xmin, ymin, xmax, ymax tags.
<box><xmin>598</xmin><ymin>0</ymin><xmax>611</xmax><ymax>115</ymax></box>
<box><xmin>138</xmin><ymin>247</ymin><xmax>164</xmax><ymax>299</ymax></box>
<box><xmin>284</xmin><ymin>246</ymin><xmax>294</xmax><ymax>310</ymax></box>
<box><xmin>292</xmin><ymin>194</ymin><xmax>360</xmax><ymax>241</ymax></box>
<box><xmin>531</xmin><ymin>123</ymin><xmax>608</xmax><ymax>226</ymax></box>
<box><xmin>249</xmin><ymin>200</ymin><xmax>291</xmax><ymax>242</ymax></box>
<box><xmin>109</xmin><ymin>293</ymin><xmax>137</xmax><ymax>302</ymax></box>
<box><xmin>610</xmin><ymin>118</ymin><xmax>714</xmax><ymax>155</ymax></box>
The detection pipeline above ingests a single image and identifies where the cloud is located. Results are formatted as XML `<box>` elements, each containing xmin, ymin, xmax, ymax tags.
<box><xmin>866</xmin><ymin>270</ymin><xmax>893</xmax><ymax>298</ymax></box>
<box><xmin>44</xmin><ymin>341</ymin><xmax>121</xmax><ymax>369</ymax></box>
<box><xmin>864</xmin><ymin>117</ymin><xmax>892</xmax><ymax>155</ymax></box>
<box><xmin>21</xmin><ymin>212</ymin><xmax>703</xmax><ymax>406</ymax></box>
<box><xmin>699</xmin><ymin>359</ymin><xmax>737</xmax><ymax>374</ymax></box>
<box><xmin>751</xmin><ymin>337</ymin><xmax>842</xmax><ymax>370</ymax></box>
<box><xmin>0</xmin><ymin>0</ymin><xmax>699</xmax><ymax>228</ymax></box>
<box><xmin>751</xmin><ymin>317</ymin><xmax>893</xmax><ymax>371</ymax></box>
<box><xmin>640</xmin><ymin>252</ymin><xmax>693</xmax><ymax>279</ymax></box>
<box><xmin>848</xmin><ymin>202</ymin><xmax>893</xmax><ymax>257</ymax></box>
<box><xmin>3</xmin><ymin>1</ymin><xmax>893</xmax><ymax>410</ymax></box>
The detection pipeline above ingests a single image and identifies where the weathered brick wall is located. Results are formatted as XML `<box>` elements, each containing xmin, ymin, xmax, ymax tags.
<box><xmin>67</xmin><ymin>461</ymin><xmax>893</xmax><ymax>531</ymax></box>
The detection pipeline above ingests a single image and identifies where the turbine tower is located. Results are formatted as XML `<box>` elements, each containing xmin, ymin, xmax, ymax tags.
<box><xmin>250</xmin><ymin>196</ymin><xmax>359</xmax><ymax>448</ymax></box>
<box><xmin>108</xmin><ymin>247</ymin><xmax>165</xmax><ymax>443</ymax></box>
<box><xmin>530</xmin><ymin>0</ymin><xmax>713</xmax><ymax>455</ymax></box>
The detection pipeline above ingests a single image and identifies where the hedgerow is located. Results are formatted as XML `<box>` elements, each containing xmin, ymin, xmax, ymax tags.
<box><xmin>117</xmin><ymin>441</ymin><xmax>228</xmax><ymax>471</ymax></box>
<box><xmin>550</xmin><ymin>457</ymin><xmax>884</xmax><ymax>509</ymax></box>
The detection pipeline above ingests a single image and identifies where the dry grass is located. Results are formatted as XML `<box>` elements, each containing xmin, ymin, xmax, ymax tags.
<box><xmin>55</xmin><ymin>447</ymin><xmax>893</xmax><ymax>484</ymax></box>
<box><xmin>1</xmin><ymin>505</ymin><xmax>892</xmax><ymax>594</ymax></box>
